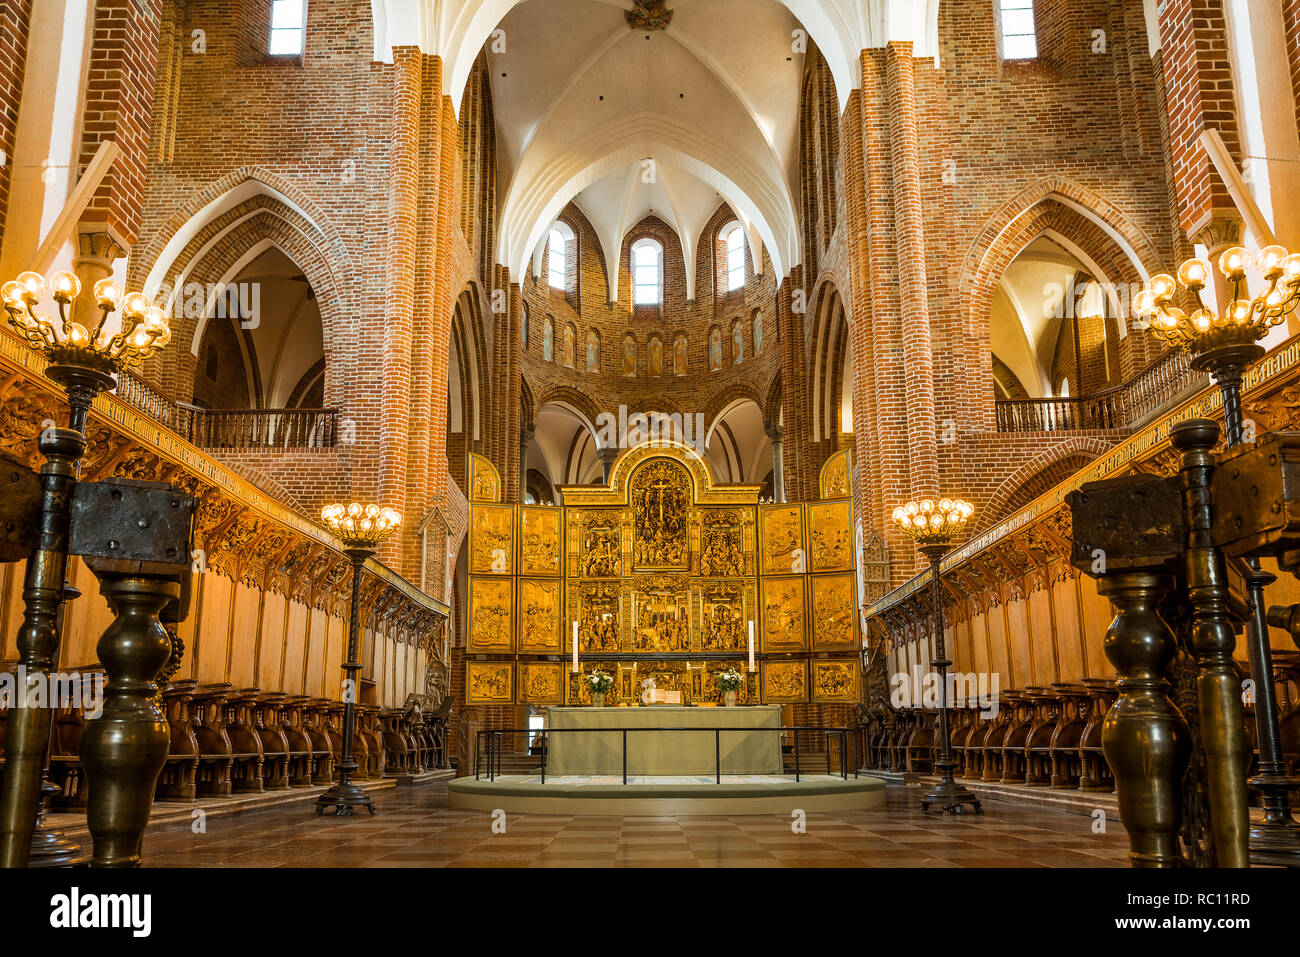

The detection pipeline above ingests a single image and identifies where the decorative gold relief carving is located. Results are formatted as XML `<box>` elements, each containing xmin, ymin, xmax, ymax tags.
<box><xmin>517</xmin><ymin>578</ymin><xmax>562</xmax><ymax>653</ymax></box>
<box><xmin>630</xmin><ymin>459</ymin><xmax>689</xmax><ymax>569</ymax></box>
<box><xmin>470</xmin><ymin>453</ymin><xmax>500</xmax><ymax>503</ymax></box>
<box><xmin>698</xmin><ymin>508</ymin><xmax>746</xmax><ymax>577</ymax></box>
<box><xmin>700</xmin><ymin>580</ymin><xmax>748</xmax><ymax>652</ymax></box>
<box><xmin>630</xmin><ymin>576</ymin><xmax>692</xmax><ymax>652</ymax></box>
<box><xmin>759</xmin><ymin>504</ymin><xmax>804</xmax><ymax>575</ymax></box>
<box><xmin>469</xmin><ymin>504</ymin><xmax>515</xmax><ymax>575</ymax></box>
<box><xmin>811</xmin><ymin>573</ymin><xmax>857</xmax><ymax>650</ymax></box>
<box><xmin>466</xmin><ymin>661</ymin><xmax>513</xmax><ymax>704</ymax></box>
<box><xmin>519</xmin><ymin>662</ymin><xmax>565</xmax><ymax>704</ymax></box>
<box><xmin>761</xmin><ymin>576</ymin><xmax>806</xmax><ymax>652</ymax></box>
<box><xmin>574</xmin><ymin>581</ymin><xmax>621</xmax><ymax>652</ymax></box>
<box><xmin>762</xmin><ymin>661</ymin><xmax>807</xmax><ymax>702</ymax></box>
<box><xmin>811</xmin><ymin>659</ymin><xmax>860</xmax><ymax>702</ymax></box>
<box><xmin>468</xmin><ymin>576</ymin><xmax>513</xmax><ymax>652</ymax></box>
<box><xmin>807</xmin><ymin>500</ymin><xmax>852</xmax><ymax>572</ymax></box>
<box><xmin>519</xmin><ymin>505</ymin><xmax>562</xmax><ymax>576</ymax></box>
<box><xmin>573</xmin><ymin>509</ymin><xmax>621</xmax><ymax>578</ymax></box>
<box><xmin>819</xmin><ymin>449</ymin><xmax>851</xmax><ymax>499</ymax></box>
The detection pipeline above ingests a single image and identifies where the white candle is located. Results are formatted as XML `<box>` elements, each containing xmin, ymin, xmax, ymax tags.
<box><xmin>747</xmin><ymin>620</ymin><xmax>755</xmax><ymax>672</ymax></box>
<box><xmin>572</xmin><ymin>621</ymin><xmax>579</xmax><ymax>673</ymax></box>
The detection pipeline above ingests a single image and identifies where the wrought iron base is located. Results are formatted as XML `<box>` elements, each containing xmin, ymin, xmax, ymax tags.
<box><xmin>920</xmin><ymin>775</ymin><xmax>982</xmax><ymax>814</ymax></box>
<box><xmin>314</xmin><ymin>782</ymin><xmax>375</xmax><ymax>817</ymax></box>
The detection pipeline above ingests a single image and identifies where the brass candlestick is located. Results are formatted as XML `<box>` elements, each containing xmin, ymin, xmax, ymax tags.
<box><xmin>1137</xmin><ymin>246</ymin><xmax>1300</xmax><ymax>863</ymax></box>
<box><xmin>0</xmin><ymin>271</ymin><xmax>171</xmax><ymax>868</ymax></box>
<box><xmin>891</xmin><ymin>497</ymin><xmax>981</xmax><ymax>813</ymax></box>
<box><xmin>315</xmin><ymin>503</ymin><xmax>401</xmax><ymax>816</ymax></box>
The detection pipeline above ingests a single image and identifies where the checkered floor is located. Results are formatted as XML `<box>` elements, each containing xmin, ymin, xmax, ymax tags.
<box><xmin>139</xmin><ymin>782</ymin><xmax>1132</xmax><ymax>867</ymax></box>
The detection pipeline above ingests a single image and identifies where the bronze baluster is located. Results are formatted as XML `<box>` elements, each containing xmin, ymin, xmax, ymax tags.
<box><xmin>79</xmin><ymin>572</ymin><xmax>180</xmax><ymax>867</ymax></box>
<box><xmin>1098</xmin><ymin>571</ymin><xmax>1191</xmax><ymax>867</ymax></box>
<box><xmin>1169</xmin><ymin>419</ymin><xmax>1250</xmax><ymax>866</ymax></box>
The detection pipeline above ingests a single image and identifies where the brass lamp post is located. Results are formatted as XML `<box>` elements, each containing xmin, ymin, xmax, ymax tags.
<box><xmin>891</xmin><ymin>497</ymin><xmax>981</xmax><ymax>813</ymax></box>
<box><xmin>315</xmin><ymin>503</ymin><xmax>402</xmax><ymax>816</ymax></box>
<box><xmin>0</xmin><ymin>270</ymin><xmax>171</xmax><ymax>867</ymax></box>
<box><xmin>1136</xmin><ymin>244</ymin><xmax>1300</xmax><ymax>862</ymax></box>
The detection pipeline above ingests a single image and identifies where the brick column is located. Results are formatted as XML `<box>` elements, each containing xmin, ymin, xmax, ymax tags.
<box><xmin>886</xmin><ymin>42</ymin><xmax>938</xmax><ymax>503</ymax></box>
<box><xmin>403</xmin><ymin>53</ymin><xmax>445</xmax><ymax>575</ymax></box>
<box><xmin>841</xmin><ymin>83</ymin><xmax>881</xmax><ymax>546</ymax></box>
<box><xmin>378</xmin><ymin>47</ymin><xmax>422</xmax><ymax>569</ymax></box>
<box><xmin>776</xmin><ymin>269</ymin><xmax>809</xmax><ymax>499</ymax></box>
<box><xmin>77</xmin><ymin>0</ymin><xmax>161</xmax><ymax>251</ymax></box>
<box><xmin>427</xmin><ymin>92</ymin><xmax>459</xmax><ymax>508</ymax></box>
<box><xmin>861</xmin><ymin>49</ymin><xmax>916</xmax><ymax>584</ymax></box>
<box><xmin>0</xmin><ymin>0</ymin><xmax>32</xmax><ymax>242</ymax></box>
<box><xmin>504</xmin><ymin>275</ymin><xmax>523</xmax><ymax>502</ymax></box>
<box><xmin>1157</xmin><ymin>0</ymin><xmax>1244</xmax><ymax>243</ymax></box>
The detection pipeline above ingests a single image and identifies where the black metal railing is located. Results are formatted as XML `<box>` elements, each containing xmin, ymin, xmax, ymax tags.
<box><xmin>474</xmin><ymin>725</ymin><xmax>859</xmax><ymax>785</ymax></box>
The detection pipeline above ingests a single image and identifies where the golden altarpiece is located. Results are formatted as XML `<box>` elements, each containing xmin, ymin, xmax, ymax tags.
<box><xmin>463</xmin><ymin>445</ymin><xmax>861</xmax><ymax>710</ymax></box>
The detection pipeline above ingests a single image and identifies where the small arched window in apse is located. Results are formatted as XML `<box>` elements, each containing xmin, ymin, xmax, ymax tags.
<box><xmin>548</xmin><ymin>227</ymin><xmax>567</xmax><ymax>290</ymax></box>
<box><xmin>723</xmin><ymin>223</ymin><xmax>746</xmax><ymax>291</ymax></box>
<box><xmin>632</xmin><ymin>238</ymin><xmax>663</xmax><ymax>305</ymax></box>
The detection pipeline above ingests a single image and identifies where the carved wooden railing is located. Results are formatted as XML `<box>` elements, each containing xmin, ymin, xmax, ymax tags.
<box><xmin>995</xmin><ymin>347</ymin><xmax>1202</xmax><ymax>433</ymax></box>
<box><xmin>184</xmin><ymin>407</ymin><xmax>339</xmax><ymax>449</ymax></box>
<box><xmin>114</xmin><ymin>368</ymin><xmax>338</xmax><ymax>449</ymax></box>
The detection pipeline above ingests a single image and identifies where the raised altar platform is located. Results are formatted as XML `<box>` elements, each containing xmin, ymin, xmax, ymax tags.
<box><xmin>546</xmin><ymin>704</ymin><xmax>783</xmax><ymax>775</ymax></box>
<box><xmin>447</xmin><ymin>773</ymin><xmax>886</xmax><ymax>815</ymax></box>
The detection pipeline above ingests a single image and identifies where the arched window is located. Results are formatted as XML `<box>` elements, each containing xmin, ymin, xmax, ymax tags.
<box><xmin>723</xmin><ymin>223</ymin><xmax>746</xmax><ymax>291</ymax></box>
<box><xmin>269</xmin><ymin>0</ymin><xmax>306</xmax><ymax>55</ymax></box>
<box><xmin>547</xmin><ymin>227</ymin><xmax>567</xmax><ymax>290</ymax></box>
<box><xmin>632</xmin><ymin>238</ymin><xmax>663</xmax><ymax>305</ymax></box>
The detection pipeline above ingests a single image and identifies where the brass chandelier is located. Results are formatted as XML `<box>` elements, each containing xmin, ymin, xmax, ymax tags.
<box><xmin>1134</xmin><ymin>245</ymin><xmax>1300</xmax><ymax>352</ymax></box>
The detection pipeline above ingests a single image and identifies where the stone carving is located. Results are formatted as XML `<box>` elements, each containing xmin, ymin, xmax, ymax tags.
<box><xmin>625</xmin><ymin>0</ymin><xmax>673</xmax><ymax>30</ymax></box>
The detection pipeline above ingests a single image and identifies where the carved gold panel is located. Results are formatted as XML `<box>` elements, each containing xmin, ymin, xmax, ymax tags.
<box><xmin>759</xmin><ymin>504</ymin><xmax>804</xmax><ymax>576</ymax></box>
<box><xmin>630</xmin><ymin>458</ymin><xmax>690</xmax><ymax>570</ymax></box>
<box><xmin>518</xmin><ymin>506</ymin><xmax>562</xmax><ymax>576</ymax></box>
<box><xmin>519</xmin><ymin>662</ymin><xmax>565</xmax><ymax>704</ymax></box>
<box><xmin>466</xmin><ymin>661</ymin><xmax>513</xmax><ymax>704</ymax></box>
<box><xmin>807</xmin><ymin>500</ymin><xmax>852</xmax><ymax>572</ymax></box>
<box><xmin>697</xmin><ymin>507</ymin><xmax>751</xmax><ymax>577</ymax></box>
<box><xmin>811</xmin><ymin>572</ymin><xmax>857</xmax><ymax>651</ymax></box>
<box><xmin>819</xmin><ymin>449</ymin><xmax>851</xmax><ymax>499</ymax></box>
<box><xmin>760</xmin><ymin>576</ymin><xmax>806</xmax><ymax>652</ymax></box>
<box><xmin>470</xmin><ymin>453</ymin><xmax>501</xmax><ymax>503</ymax></box>
<box><xmin>571</xmin><ymin>581</ymin><xmax>622</xmax><ymax>653</ymax></box>
<box><xmin>516</xmin><ymin>578</ymin><xmax>563</xmax><ymax>653</ymax></box>
<box><xmin>569</xmin><ymin>508</ymin><xmax>622</xmax><ymax>578</ymax></box>
<box><xmin>762</xmin><ymin>660</ymin><xmax>807</xmax><ymax>703</ymax></box>
<box><xmin>811</xmin><ymin>659</ymin><xmax>860</xmax><ymax>702</ymax></box>
<box><xmin>697</xmin><ymin>580</ymin><xmax>753</xmax><ymax>653</ymax></box>
<box><xmin>470</xmin><ymin>504</ymin><xmax>515</xmax><ymax>575</ymax></box>
<box><xmin>567</xmin><ymin>660</ymin><xmax>622</xmax><ymax>705</ymax></box>
<box><xmin>468</xmin><ymin>576</ymin><xmax>513</xmax><ymax>652</ymax></box>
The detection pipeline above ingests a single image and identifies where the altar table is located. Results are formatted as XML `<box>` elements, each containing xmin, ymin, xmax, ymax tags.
<box><xmin>544</xmin><ymin>706</ymin><xmax>783</xmax><ymax>775</ymax></box>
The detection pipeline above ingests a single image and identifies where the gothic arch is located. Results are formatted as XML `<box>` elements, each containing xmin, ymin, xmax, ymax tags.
<box><xmin>979</xmin><ymin>436</ymin><xmax>1116</xmax><ymax>532</ymax></box>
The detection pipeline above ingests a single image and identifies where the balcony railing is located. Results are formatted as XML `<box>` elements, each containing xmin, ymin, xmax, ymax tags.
<box><xmin>115</xmin><ymin>369</ymin><xmax>338</xmax><ymax>449</ymax></box>
<box><xmin>995</xmin><ymin>347</ymin><xmax>1202</xmax><ymax>433</ymax></box>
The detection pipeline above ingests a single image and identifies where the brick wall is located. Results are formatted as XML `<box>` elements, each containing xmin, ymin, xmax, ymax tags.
<box><xmin>0</xmin><ymin>0</ymin><xmax>32</xmax><ymax>244</ymax></box>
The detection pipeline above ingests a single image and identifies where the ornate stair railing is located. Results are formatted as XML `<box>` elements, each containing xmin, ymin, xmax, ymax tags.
<box><xmin>995</xmin><ymin>347</ymin><xmax>1202</xmax><ymax>433</ymax></box>
<box><xmin>114</xmin><ymin>367</ymin><xmax>338</xmax><ymax>450</ymax></box>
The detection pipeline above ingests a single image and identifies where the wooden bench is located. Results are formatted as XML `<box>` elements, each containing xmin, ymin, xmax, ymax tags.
<box><xmin>157</xmin><ymin>679</ymin><xmax>201</xmax><ymax>800</ymax></box>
